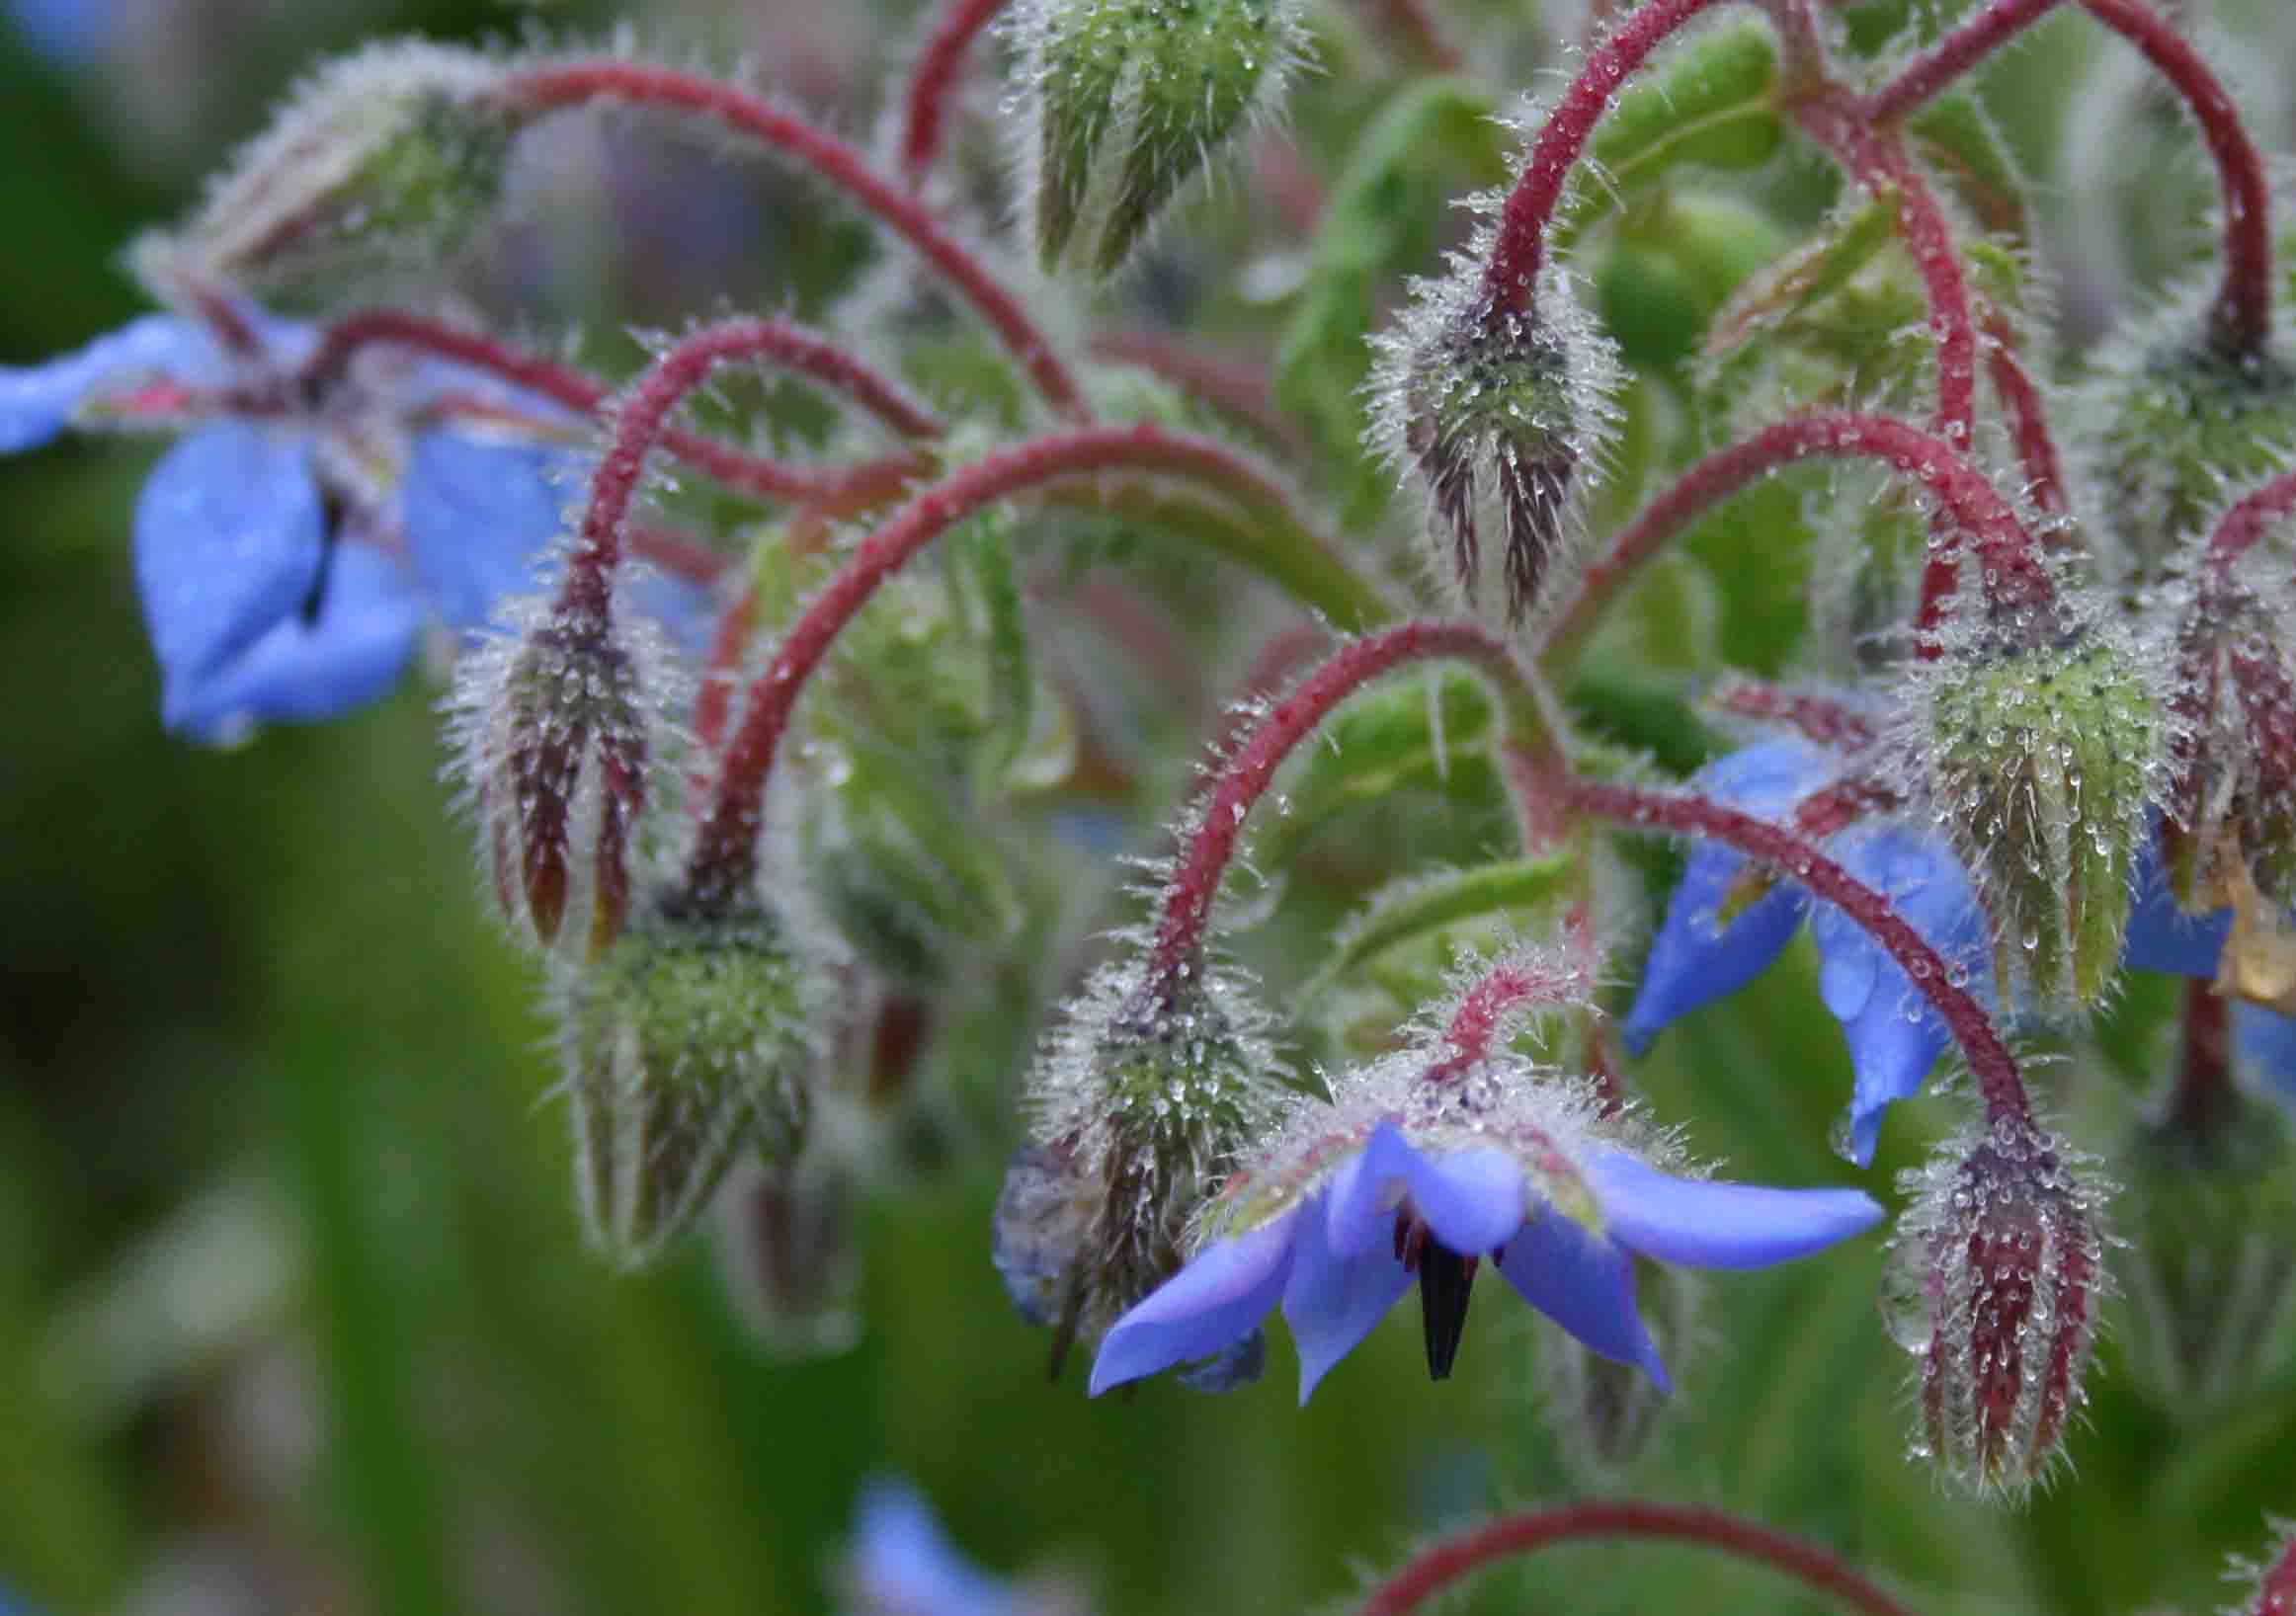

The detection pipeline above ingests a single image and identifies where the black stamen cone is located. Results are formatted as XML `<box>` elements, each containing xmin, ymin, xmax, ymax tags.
<box><xmin>1417</xmin><ymin>1241</ymin><xmax>1479</xmax><ymax>1381</ymax></box>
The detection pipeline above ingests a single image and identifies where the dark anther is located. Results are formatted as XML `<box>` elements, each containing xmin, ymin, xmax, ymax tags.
<box><xmin>1416</xmin><ymin>1234</ymin><xmax>1479</xmax><ymax>1381</ymax></box>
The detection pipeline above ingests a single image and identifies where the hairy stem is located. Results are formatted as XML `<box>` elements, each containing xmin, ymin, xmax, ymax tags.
<box><xmin>503</xmin><ymin>61</ymin><xmax>1089</xmax><ymax>417</ymax></box>
<box><xmin>300</xmin><ymin>309</ymin><xmax>929</xmax><ymax>506</ymax></box>
<box><xmin>1709</xmin><ymin>677</ymin><xmax>1878</xmax><ymax>750</ymax></box>
<box><xmin>1145</xmin><ymin>621</ymin><xmax>1557</xmax><ymax>988</ymax></box>
<box><xmin>1866</xmin><ymin>0</ymin><xmax>2060</xmax><ymax>124</ymax></box>
<box><xmin>1568</xmin><ymin>776</ymin><xmax>2034</xmax><ymax>1130</ymax></box>
<box><xmin>1541</xmin><ymin>412</ymin><xmax>2052</xmax><ymax>669</ymax></box>
<box><xmin>1357</xmin><ymin>1501</ymin><xmax>1918</xmax><ymax>1616</ymax></box>
<box><xmin>897</xmin><ymin>0</ymin><xmax>1011</xmax><ymax>186</ymax></box>
<box><xmin>683</xmin><ymin>425</ymin><xmax>1390</xmax><ymax>904</ymax></box>
<box><xmin>1479</xmin><ymin>0</ymin><xmax>1744</xmax><ymax>320</ymax></box>
<box><xmin>558</xmin><ymin>317</ymin><xmax>943</xmax><ymax>629</ymax></box>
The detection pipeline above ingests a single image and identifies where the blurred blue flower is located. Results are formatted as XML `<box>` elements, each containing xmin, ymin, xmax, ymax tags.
<box><xmin>844</xmin><ymin>1477</ymin><xmax>1024</xmax><ymax>1616</ymax></box>
<box><xmin>5</xmin><ymin>0</ymin><xmax>113</xmax><ymax>68</ymax></box>
<box><xmin>1090</xmin><ymin>1117</ymin><xmax>1880</xmax><ymax>1402</ymax></box>
<box><xmin>2119</xmin><ymin>831</ymin><xmax>2235</xmax><ymax>978</ymax></box>
<box><xmin>2235</xmin><ymin>1003</ymin><xmax>2296</xmax><ymax>1110</ymax></box>
<box><xmin>1624</xmin><ymin>737</ymin><xmax>1993</xmax><ymax>1165</ymax></box>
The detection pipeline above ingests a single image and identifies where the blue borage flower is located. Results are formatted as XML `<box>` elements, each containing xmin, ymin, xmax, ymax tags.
<box><xmin>844</xmin><ymin>1477</ymin><xmax>1039</xmax><ymax>1616</ymax></box>
<box><xmin>1623</xmin><ymin>735</ymin><xmax>1993</xmax><ymax>1166</ymax></box>
<box><xmin>3</xmin><ymin>308</ymin><xmax>713</xmax><ymax>740</ymax></box>
<box><xmin>1089</xmin><ymin>1048</ymin><xmax>1880</xmax><ymax>1402</ymax></box>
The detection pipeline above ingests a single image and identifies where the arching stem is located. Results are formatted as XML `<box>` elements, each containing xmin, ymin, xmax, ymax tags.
<box><xmin>1567</xmin><ymin>776</ymin><xmax>2036</xmax><ymax>1131</ymax></box>
<box><xmin>897</xmin><ymin>0</ymin><xmax>1010</xmax><ymax>187</ymax></box>
<box><xmin>1357</xmin><ymin>1500</ymin><xmax>1918</xmax><ymax>1616</ymax></box>
<box><xmin>501</xmin><ymin>60</ymin><xmax>1090</xmax><ymax>418</ymax></box>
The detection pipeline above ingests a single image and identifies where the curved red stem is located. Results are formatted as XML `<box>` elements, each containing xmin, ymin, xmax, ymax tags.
<box><xmin>897</xmin><ymin>0</ymin><xmax>1011</xmax><ymax>186</ymax></box>
<box><xmin>1357</xmin><ymin>1501</ymin><xmax>1918</xmax><ymax>1616</ymax></box>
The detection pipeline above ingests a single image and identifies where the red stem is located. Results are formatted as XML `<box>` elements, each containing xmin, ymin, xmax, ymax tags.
<box><xmin>301</xmin><ymin>309</ymin><xmax>930</xmax><ymax>506</ymax></box>
<box><xmin>2254</xmin><ymin>1527</ymin><xmax>2296</xmax><ymax>1616</ymax></box>
<box><xmin>1708</xmin><ymin>678</ymin><xmax>1877</xmax><ymax>751</ymax></box>
<box><xmin>897</xmin><ymin>0</ymin><xmax>1010</xmax><ymax>187</ymax></box>
<box><xmin>683</xmin><ymin>425</ymin><xmax>1349</xmax><ymax>904</ymax></box>
<box><xmin>1541</xmin><ymin>412</ymin><xmax>2052</xmax><ymax>666</ymax></box>
<box><xmin>558</xmin><ymin>317</ymin><xmax>942</xmax><ymax>628</ymax></box>
<box><xmin>1146</xmin><ymin>621</ymin><xmax>1542</xmax><ymax>989</ymax></box>
<box><xmin>2201</xmin><ymin>466</ymin><xmax>2296</xmax><ymax>589</ymax></box>
<box><xmin>1357</xmin><ymin>1501</ymin><xmax>1917</xmax><ymax>1616</ymax></box>
<box><xmin>504</xmin><ymin>61</ymin><xmax>1089</xmax><ymax>419</ymax></box>
<box><xmin>1568</xmin><ymin>776</ymin><xmax>2034</xmax><ymax>1130</ymax></box>
<box><xmin>1423</xmin><ymin>943</ymin><xmax>1595</xmax><ymax>1080</ymax></box>
<box><xmin>1981</xmin><ymin>308</ymin><xmax>2069</xmax><ymax>518</ymax></box>
<box><xmin>1479</xmin><ymin>0</ymin><xmax>1742</xmax><ymax>320</ymax></box>
<box><xmin>1865</xmin><ymin>0</ymin><xmax>2061</xmax><ymax>124</ymax></box>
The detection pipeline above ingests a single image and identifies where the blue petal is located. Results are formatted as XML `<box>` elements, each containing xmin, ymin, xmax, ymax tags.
<box><xmin>848</xmin><ymin>1477</ymin><xmax>1017</xmax><ymax>1616</ymax></box>
<box><xmin>1324</xmin><ymin>1121</ymin><xmax>1525</xmax><ymax>1260</ymax></box>
<box><xmin>0</xmin><ymin>315</ymin><xmax>225</xmax><ymax>454</ymax></box>
<box><xmin>1088</xmin><ymin>1214</ymin><xmax>1294</xmax><ymax>1396</ymax></box>
<box><xmin>1495</xmin><ymin>1205</ymin><xmax>1667</xmax><ymax>1391</ymax></box>
<box><xmin>401</xmin><ymin>433</ymin><xmax>580</xmax><ymax>632</ymax></box>
<box><xmin>1623</xmin><ymin>738</ymin><xmax>1837</xmax><ymax>1052</ymax></box>
<box><xmin>134</xmin><ymin>422</ymin><xmax>326</xmax><ymax>687</ymax></box>
<box><xmin>1584</xmin><ymin>1150</ymin><xmax>1881</xmax><ymax>1269</ymax></box>
<box><xmin>7</xmin><ymin>0</ymin><xmax>116</xmax><ymax>65</ymax></box>
<box><xmin>1809</xmin><ymin>825</ymin><xmax>1990</xmax><ymax>1166</ymax></box>
<box><xmin>2121</xmin><ymin>832</ymin><xmax>2232</xmax><ymax>978</ymax></box>
<box><xmin>2235</xmin><ymin>1005</ymin><xmax>2296</xmax><ymax>1111</ymax></box>
<box><xmin>161</xmin><ymin>543</ymin><xmax>421</xmax><ymax>743</ymax></box>
<box><xmin>1281</xmin><ymin>1188</ymin><xmax>1411</xmax><ymax>1403</ymax></box>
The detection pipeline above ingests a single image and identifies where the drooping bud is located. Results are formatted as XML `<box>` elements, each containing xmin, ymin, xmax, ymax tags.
<box><xmin>1885</xmin><ymin>1122</ymin><xmax>2106</xmax><ymax>1497</ymax></box>
<box><xmin>998</xmin><ymin>954</ymin><xmax>1281</xmax><ymax>1375</ymax></box>
<box><xmin>451</xmin><ymin>600</ymin><xmax>681</xmax><ymax>960</ymax></box>
<box><xmin>717</xmin><ymin>1154</ymin><xmax>861</xmax><ymax>1357</ymax></box>
<box><xmin>1923</xmin><ymin>624</ymin><xmax>2159</xmax><ymax>1009</ymax></box>
<box><xmin>1376</xmin><ymin>270</ymin><xmax>1619</xmax><ymax>629</ymax></box>
<box><xmin>557</xmin><ymin>885</ymin><xmax>824</xmax><ymax>1268</ymax></box>
<box><xmin>2162</xmin><ymin>579</ymin><xmax>2296</xmax><ymax>912</ymax></box>
<box><xmin>157</xmin><ymin>41</ymin><xmax>514</xmax><ymax>308</ymax></box>
<box><xmin>1025</xmin><ymin>0</ymin><xmax>1310</xmax><ymax>281</ymax></box>
<box><xmin>1537</xmin><ymin>1258</ymin><xmax>1701</xmax><ymax>1482</ymax></box>
<box><xmin>2072</xmin><ymin>290</ymin><xmax>2296</xmax><ymax>589</ymax></box>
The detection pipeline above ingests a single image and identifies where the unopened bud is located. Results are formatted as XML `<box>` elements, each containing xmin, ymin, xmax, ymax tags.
<box><xmin>451</xmin><ymin>603</ymin><xmax>679</xmax><ymax>959</ymax></box>
<box><xmin>1538</xmin><ymin>1258</ymin><xmax>1700</xmax><ymax>1481</ymax></box>
<box><xmin>1381</xmin><ymin>288</ymin><xmax>1618</xmax><ymax>628</ymax></box>
<box><xmin>1026</xmin><ymin>0</ymin><xmax>1309</xmax><ymax>280</ymax></box>
<box><xmin>1925</xmin><ymin>628</ymin><xmax>2158</xmax><ymax>1009</ymax></box>
<box><xmin>162</xmin><ymin>41</ymin><xmax>513</xmax><ymax>307</ymax></box>
<box><xmin>2164</xmin><ymin>593</ymin><xmax>2296</xmax><ymax>912</ymax></box>
<box><xmin>1886</xmin><ymin>1123</ymin><xmax>2106</xmax><ymax>1497</ymax></box>
<box><xmin>718</xmin><ymin>1154</ymin><xmax>861</xmax><ymax>1357</ymax></box>
<box><xmin>999</xmin><ymin>958</ymin><xmax>1280</xmax><ymax>1372</ymax></box>
<box><xmin>559</xmin><ymin>887</ymin><xmax>822</xmax><ymax>1268</ymax></box>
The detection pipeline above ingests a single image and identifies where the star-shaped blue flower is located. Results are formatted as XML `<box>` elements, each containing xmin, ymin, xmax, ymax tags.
<box><xmin>1089</xmin><ymin>1093</ymin><xmax>1880</xmax><ymax>1403</ymax></box>
<box><xmin>1624</xmin><ymin>736</ymin><xmax>1992</xmax><ymax>1165</ymax></box>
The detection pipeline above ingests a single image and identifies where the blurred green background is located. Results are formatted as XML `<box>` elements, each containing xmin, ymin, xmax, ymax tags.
<box><xmin>4</xmin><ymin>1</ymin><xmax>2296</xmax><ymax>1613</ymax></box>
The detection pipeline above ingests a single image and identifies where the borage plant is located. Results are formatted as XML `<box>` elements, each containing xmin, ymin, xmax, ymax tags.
<box><xmin>17</xmin><ymin>0</ymin><xmax>2296</xmax><ymax>1609</ymax></box>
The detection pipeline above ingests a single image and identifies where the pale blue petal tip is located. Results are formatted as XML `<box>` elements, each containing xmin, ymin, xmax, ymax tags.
<box><xmin>402</xmin><ymin>433</ymin><xmax>581</xmax><ymax>632</ymax></box>
<box><xmin>1496</xmin><ymin>1206</ymin><xmax>1666</xmax><ymax>1390</ymax></box>
<box><xmin>1282</xmin><ymin>1189</ymin><xmax>1410</xmax><ymax>1404</ymax></box>
<box><xmin>0</xmin><ymin>314</ymin><xmax>222</xmax><ymax>454</ymax></box>
<box><xmin>1587</xmin><ymin>1151</ymin><xmax>1882</xmax><ymax>1271</ymax></box>
<box><xmin>1625</xmin><ymin>845</ymin><xmax>1807</xmax><ymax>1047</ymax></box>
<box><xmin>1087</xmin><ymin>1216</ymin><xmax>1293</xmax><ymax>1396</ymax></box>
<box><xmin>849</xmin><ymin>1478</ymin><xmax>1017</xmax><ymax>1616</ymax></box>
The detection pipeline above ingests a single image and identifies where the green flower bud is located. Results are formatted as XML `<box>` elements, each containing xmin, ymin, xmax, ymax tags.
<box><xmin>1377</xmin><ymin>272</ymin><xmax>1620</xmax><ymax>628</ymax></box>
<box><xmin>1025</xmin><ymin>0</ymin><xmax>1310</xmax><ymax>280</ymax></box>
<box><xmin>1926</xmin><ymin>628</ymin><xmax>2160</xmax><ymax>1009</ymax></box>
<box><xmin>2073</xmin><ymin>288</ymin><xmax>2296</xmax><ymax>588</ymax></box>
<box><xmin>1001</xmin><ymin>956</ymin><xmax>1282</xmax><ymax>1368</ymax></box>
<box><xmin>162</xmin><ymin>41</ymin><xmax>514</xmax><ymax>308</ymax></box>
<box><xmin>1596</xmin><ymin>194</ymin><xmax>1785</xmax><ymax>374</ymax></box>
<box><xmin>558</xmin><ymin>888</ymin><xmax>824</xmax><ymax>1268</ymax></box>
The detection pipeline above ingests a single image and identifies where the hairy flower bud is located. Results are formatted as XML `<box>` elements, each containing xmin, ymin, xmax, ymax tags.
<box><xmin>1925</xmin><ymin>628</ymin><xmax>2159</xmax><ymax>1009</ymax></box>
<box><xmin>1886</xmin><ymin>1123</ymin><xmax>2106</xmax><ymax>1497</ymax></box>
<box><xmin>717</xmin><ymin>1154</ymin><xmax>861</xmax><ymax>1357</ymax></box>
<box><xmin>1377</xmin><ymin>279</ymin><xmax>1619</xmax><ymax>629</ymax></box>
<box><xmin>2074</xmin><ymin>292</ymin><xmax>2296</xmax><ymax>588</ymax></box>
<box><xmin>2164</xmin><ymin>588</ymin><xmax>2296</xmax><ymax>911</ymax></box>
<box><xmin>558</xmin><ymin>887</ymin><xmax>823</xmax><ymax>1268</ymax></box>
<box><xmin>998</xmin><ymin>955</ymin><xmax>1281</xmax><ymax>1374</ymax></box>
<box><xmin>451</xmin><ymin>602</ymin><xmax>680</xmax><ymax>960</ymax></box>
<box><xmin>1025</xmin><ymin>0</ymin><xmax>1309</xmax><ymax>280</ymax></box>
<box><xmin>161</xmin><ymin>41</ymin><xmax>513</xmax><ymax>307</ymax></box>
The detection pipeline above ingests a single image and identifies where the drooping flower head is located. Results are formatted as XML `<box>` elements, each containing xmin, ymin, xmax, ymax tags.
<box><xmin>1091</xmin><ymin>970</ymin><xmax>1882</xmax><ymax>1402</ymax></box>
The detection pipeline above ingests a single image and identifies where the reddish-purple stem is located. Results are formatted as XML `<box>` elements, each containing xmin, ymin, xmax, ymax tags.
<box><xmin>2254</xmin><ymin>1527</ymin><xmax>2296</xmax><ymax>1616</ymax></box>
<box><xmin>1357</xmin><ymin>1501</ymin><xmax>1918</xmax><ymax>1616</ymax></box>
<box><xmin>1568</xmin><ymin>776</ymin><xmax>2033</xmax><ymax>1129</ymax></box>
<box><xmin>300</xmin><ymin>309</ymin><xmax>929</xmax><ymax>506</ymax></box>
<box><xmin>504</xmin><ymin>61</ymin><xmax>1089</xmax><ymax>418</ymax></box>
<box><xmin>2202</xmin><ymin>466</ymin><xmax>2296</xmax><ymax>590</ymax></box>
<box><xmin>558</xmin><ymin>317</ymin><xmax>942</xmax><ymax>628</ymax></box>
<box><xmin>1865</xmin><ymin>0</ymin><xmax>2061</xmax><ymax>124</ymax></box>
<box><xmin>1146</xmin><ymin>622</ymin><xmax>1543</xmax><ymax>990</ymax></box>
<box><xmin>1709</xmin><ymin>677</ymin><xmax>1877</xmax><ymax>750</ymax></box>
<box><xmin>897</xmin><ymin>0</ymin><xmax>1010</xmax><ymax>187</ymax></box>
<box><xmin>2162</xmin><ymin>977</ymin><xmax>2235</xmax><ymax>1139</ymax></box>
<box><xmin>1479</xmin><ymin>0</ymin><xmax>1740</xmax><ymax>320</ymax></box>
<box><xmin>1981</xmin><ymin>309</ymin><xmax>2069</xmax><ymax>519</ymax></box>
<box><xmin>1423</xmin><ymin>943</ymin><xmax>1594</xmax><ymax>1081</ymax></box>
<box><xmin>1541</xmin><ymin>412</ymin><xmax>2052</xmax><ymax>666</ymax></box>
<box><xmin>684</xmin><ymin>425</ymin><xmax>1351</xmax><ymax>904</ymax></box>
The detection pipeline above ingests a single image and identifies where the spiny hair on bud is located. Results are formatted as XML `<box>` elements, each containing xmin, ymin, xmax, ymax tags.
<box><xmin>1369</xmin><ymin>247</ymin><xmax>1622</xmax><ymax>634</ymax></box>
<box><xmin>157</xmin><ymin>39</ymin><xmax>514</xmax><ymax>307</ymax></box>
<box><xmin>553</xmin><ymin>879</ymin><xmax>835</xmax><ymax>1268</ymax></box>
<box><xmin>1884</xmin><ymin>1120</ymin><xmax>2112</xmax><ymax>1501</ymax></box>
<box><xmin>1015</xmin><ymin>0</ymin><xmax>1314</xmax><ymax>281</ymax></box>
<box><xmin>444</xmin><ymin>589</ymin><xmax>694</xmax><ymax>959</ymax></box>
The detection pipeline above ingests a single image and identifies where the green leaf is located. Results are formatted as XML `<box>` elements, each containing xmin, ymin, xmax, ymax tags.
<box><xmin>1297</xmin><ymin>853</ymin><xmax>1577</xmax><ymax>1020</ymax></box>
